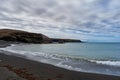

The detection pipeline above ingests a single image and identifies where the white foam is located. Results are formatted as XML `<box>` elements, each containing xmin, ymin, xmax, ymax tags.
<box><xmin>56</xmin><ymin>62</ymin><xmax>82</xmax><ymax>72</ymax></box>
<box><xmin>0</xmin><ymin>45</ymin><xmax>64</xmax><ymax>62</ymax></box>
<box><xmin>90</xmin><ymin>60</ymin><xmax>120</xmax><ymax>67</ymax></box>
<box><xmin>1</xmin><ymin>45</ymin><xmax>120</xmax><ymax>76</ymax></box>
<box><xmin>1</xmin><ymin>45</ymin><xmax>120</xmax><ymax>67</ymax></box>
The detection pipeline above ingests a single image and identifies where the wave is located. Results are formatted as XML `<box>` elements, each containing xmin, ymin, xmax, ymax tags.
<box><xmin>1</xmin><ymin>44</ymin><xmax>120</xmax><ymax>76</ymax></box>
<box><xmin>1</xmin><ymin>44</ymin><xmax>120</xmax><ymax>66</ymax></box>
<box><xmin>90</xmin><ymin>60</ymin><xmax>120</xmax><ymax>67</ymax></box>
<box><xmin>1</xmin><ymin>46</ymin><xmax>120</xmax><ymax>68</ymax></box>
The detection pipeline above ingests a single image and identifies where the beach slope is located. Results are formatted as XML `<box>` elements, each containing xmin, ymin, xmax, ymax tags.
<box><xmin>0</xmin><ymin>41</ymin><xmax>120</xmax><ymax>80</ymax></box>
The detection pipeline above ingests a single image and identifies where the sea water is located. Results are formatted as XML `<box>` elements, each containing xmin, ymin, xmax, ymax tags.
<box><xmin>0</xmin><ymin>43</ymin><xmax>120</xmax><ymax>76</ymax></box>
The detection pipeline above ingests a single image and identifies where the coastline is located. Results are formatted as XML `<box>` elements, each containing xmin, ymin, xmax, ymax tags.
<box><xmin>0</xmin><ymin>41</ymin><xmax>120</xmax><ymax>80</ymax></box>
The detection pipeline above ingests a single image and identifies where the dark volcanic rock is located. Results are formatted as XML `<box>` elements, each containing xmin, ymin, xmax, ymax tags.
<box><xmin>0</xmin><ymin>29</ymin><xmax>81</xmax><ymax>43</ymax></box>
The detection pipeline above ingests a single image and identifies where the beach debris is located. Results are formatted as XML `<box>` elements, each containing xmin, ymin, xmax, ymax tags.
<box><xmin>3</xmin><ymin>64</ymin><xmax>40</xmax><ymax>80</ymax></box>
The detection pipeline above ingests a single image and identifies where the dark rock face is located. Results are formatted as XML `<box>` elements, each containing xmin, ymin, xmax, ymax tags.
<box><xmin>0</xmin><ymin>29</ymin><xmax>81</xmax><ymax>43</ymax></box>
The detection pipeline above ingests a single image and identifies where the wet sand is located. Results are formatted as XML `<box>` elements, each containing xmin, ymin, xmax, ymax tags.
<box><xmin>0</xmin><ymin>41</ymin><xmax>120</xmax><ymax>80</ymax></box>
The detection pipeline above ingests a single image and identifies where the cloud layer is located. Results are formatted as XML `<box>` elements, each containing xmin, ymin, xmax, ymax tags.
<box><xmin>0</xmin><ymin>0</ymin><xmax>120</xmax><ymax>42</ymax></box>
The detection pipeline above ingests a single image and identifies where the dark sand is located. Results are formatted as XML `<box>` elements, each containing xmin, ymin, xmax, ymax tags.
<box><xmin>0</xmin><ymin>41</ymin><xmax>120</xmax><ymax>80</ymax></box>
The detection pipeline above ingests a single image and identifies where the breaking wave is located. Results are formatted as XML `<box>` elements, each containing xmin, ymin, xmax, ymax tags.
<box><xmin>0</xmin><ymin>44</ymin><xmax>120</xmax><ymax>76</ymax></box>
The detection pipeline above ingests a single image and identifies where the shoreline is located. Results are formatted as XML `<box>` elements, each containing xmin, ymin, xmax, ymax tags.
<box><xmin>0</xmin><ymin>41</ymin><xmax>120</xmax><ymax>80</ymax></box>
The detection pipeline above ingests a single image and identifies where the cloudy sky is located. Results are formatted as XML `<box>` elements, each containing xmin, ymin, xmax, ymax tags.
<box><xmin>0</xmin><ymin>0</ymin><xmax>120</xmax><ymax>42</ymax></box>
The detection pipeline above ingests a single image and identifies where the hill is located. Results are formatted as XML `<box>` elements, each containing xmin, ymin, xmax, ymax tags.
<box><xmin>0</xmin><ymin>29</ymin><xmax>81</xmax><ymax>43</ymax></box>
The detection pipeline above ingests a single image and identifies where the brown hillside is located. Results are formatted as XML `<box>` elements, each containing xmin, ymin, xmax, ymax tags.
<box><xmin>0</xmin><ymin>29</ymin><xmax>50</xmax><ymax>43</ymax></box>
<box><xmin>0</xmin><ymin>29</ymin><xmax>81</xmax><ymax>43</ymax></box>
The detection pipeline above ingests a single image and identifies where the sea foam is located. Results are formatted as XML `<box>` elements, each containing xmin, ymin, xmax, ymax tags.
<box><xmin>90</xmin><ymin>60</ymin><xmax>120</xmax><ymax>67</ymax></box>
<box><xmin>0</xmin><ymin>43</ymin><xmax>120</xmax><ymax>76</ymax></box>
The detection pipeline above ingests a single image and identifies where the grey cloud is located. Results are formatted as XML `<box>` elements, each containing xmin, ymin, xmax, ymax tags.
<box><xmin>0</xmin><ymin>0</ymin><xmax>120</xmax><ymax>41</ymax></box>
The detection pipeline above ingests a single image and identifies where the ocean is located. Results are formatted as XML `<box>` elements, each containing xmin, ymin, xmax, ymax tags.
<box><xmin>0</xmin><ymin>43</ymin><xmax>120</xmax><ymax>76</ymax></box>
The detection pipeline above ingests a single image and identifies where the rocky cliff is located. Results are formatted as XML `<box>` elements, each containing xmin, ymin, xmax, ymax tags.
<box><xmin>0</xmin><ymin>29</ymin><xmax>81</xmax><ymax>43</ymax></box>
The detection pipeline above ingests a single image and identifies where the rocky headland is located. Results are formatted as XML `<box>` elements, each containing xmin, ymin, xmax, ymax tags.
<box><xmin>0</xmin><ymin>29</ymin><xmax>81</xmax><ymax>43</ymax></box>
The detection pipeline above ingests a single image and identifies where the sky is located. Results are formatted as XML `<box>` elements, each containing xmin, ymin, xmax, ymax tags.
<box><xmin>0</xmin><ymin>0</ymin><xmax>120</xmax><ymax>42</ymax></box>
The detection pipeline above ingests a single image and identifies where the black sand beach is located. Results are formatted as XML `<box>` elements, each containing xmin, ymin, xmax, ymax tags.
<box><xmin>0</xmin><ymin>41</ymin><xmax>120</xmax><ymax>80</ymax></box>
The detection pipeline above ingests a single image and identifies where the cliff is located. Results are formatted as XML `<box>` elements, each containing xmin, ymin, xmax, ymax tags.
<box><xmin>0</xmin><ymin>29</ymin><xmax>81</xmax><ymax>43</ymax></box>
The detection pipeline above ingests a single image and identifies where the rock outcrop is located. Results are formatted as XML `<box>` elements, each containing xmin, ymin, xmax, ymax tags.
<box><xmin>0</xmin><ymin>29</ymin><xmax>81</xmax><ymax>43</ymax></box>
<box><xmin>51</xmin><ymin>38</ymin><xmax>81</xmax><ymax>43</ymax></box>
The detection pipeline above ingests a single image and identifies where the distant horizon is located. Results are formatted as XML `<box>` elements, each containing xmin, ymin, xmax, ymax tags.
<box><xmin>1</xmin><ymin>28</ymin><xmax>120</xmax><ymax>43</ymax></box>
<box><xmin>0</xmin><ymin>0</ymin><xmax>120</xmax><ymax>42</ymax></box>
